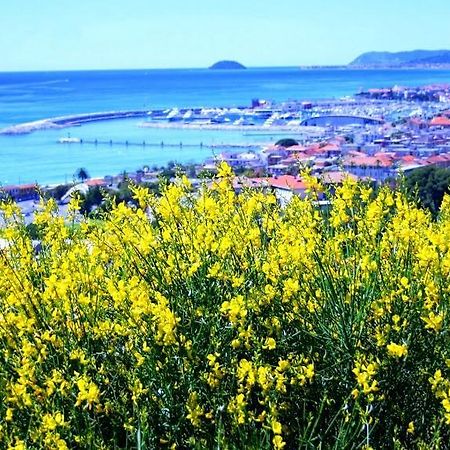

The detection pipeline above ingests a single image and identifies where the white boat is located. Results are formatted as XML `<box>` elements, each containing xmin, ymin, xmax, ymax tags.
<box><xmin>58</xmin><ymin>137</ymin><xmax>81</xmax><ymax>143</ymax></box>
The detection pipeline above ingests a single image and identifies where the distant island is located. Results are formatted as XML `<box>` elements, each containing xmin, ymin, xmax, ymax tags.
<box><xmin>349</xmin><ymin>50</ymin><xmax>450</xmax><ymax>68</ymax></box>
<box><xmin>209</xmin><ymin>60</ymin><xmax>246</xmax><ymax>70</ymax></box>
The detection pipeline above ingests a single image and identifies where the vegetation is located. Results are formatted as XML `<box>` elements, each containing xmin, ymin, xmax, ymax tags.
<box><xmin>275</xmin><ymin>138</ymin><xmax>298</xmax><ymax>148</ymax></box>
<box><xmin>209</xmin><ymin>60</ymin><xmax>246</xmax><ymax>70</ymax></box>
<box><xmin>405</xmin><ymin>165</ymin><xmax>450</xmax><ymax>215</ymax></box>
<box><xmin>74</xmin><ymin>168</ymin><xmax>90</xmax><ymax>183</ymax></box>
<box><xmin>1</xmin><ymin>164</ymin><xmax>450</xmax><ymax>448</ymax></box>
<box><xmin>350</xmin><ymin>49</ymin><xmax>450</xmax><ymax>67</ymax></box>
<box><xmin>46</xmin><ymin>184</ymin><xmax>72</xmax><ymax>202</ymax></box>
<box><xmin>78</xmin><ymin>181</ymin><xmax>161</xmax><ymax>215</ymax></box>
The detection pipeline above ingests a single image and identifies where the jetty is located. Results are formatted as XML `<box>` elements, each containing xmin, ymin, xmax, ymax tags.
<box><xmin>57</xmin><ymin>138</ymin><xmax>262</xmax><ymax>151</ymax></box>
<box><xmin>0</xmin><ymin>110</ymin><xmax>154</xmax><ymax>135</ymax></box>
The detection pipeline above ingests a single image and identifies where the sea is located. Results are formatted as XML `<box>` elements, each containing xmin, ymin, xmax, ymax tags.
<box><xmin>1</xmin><ymin>67</ymin><xmax>450</xmax><ymax>185</ymax></box>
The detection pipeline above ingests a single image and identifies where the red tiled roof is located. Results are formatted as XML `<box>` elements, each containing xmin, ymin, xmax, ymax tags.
<box><xmin>409</xmin><ymin>118</ymin><xmax>425</xmax><ymax>125</ymax></box>
<box><xmin>426</xmin><ymin>155</ymin><xmax>450</xmax><ymax>164</ymax></box>
<box><xmin>321</xmin><ymin>171</ymin><xmax>358</xmax><ymax>184</ymax></box>
<box><xmin>430</xmin><ymin>116</ymin><xmax>450</xmax><ymax>127</ymax></box>
<box><xmin>320</xmin><ymin>143</ymin><xmax>341</xmax><ymax>152</ymax></box>
<box><xmin>427</xmin><ymin>156</ymin><xmax>441</xmax><ymax>164</ymax></box>
<box><xmin>267</xmin><ymin>175</ymin><xmax>307</xmax><ymax>191</ymax></box>
<box><xmin>344</xmin><ymin>155</ymin><xmax>394</xmax><ymax>168</ymax></box>
<box><xmin>374</xmin><ymin>151</ymin><xmax>395</xmax><ymax>158</ymax></box>
<box><xmin>86</xmin><ymin>179</ymin><xmax>107</xmax><ymax>187</ymax></box>
<box><xmin>286</xmin><ymin>145</ymin><xmax>306</xmax><ymax>152</ymax></box>
<box><xmin>3</xmin><ymin>183</ymin><xmax>37</xmax><ymax>191</ymax></box>
<box><xmin>347</xmin><ymin>150</ymin><xmax>366</xmax><ymax>157</ymax></box>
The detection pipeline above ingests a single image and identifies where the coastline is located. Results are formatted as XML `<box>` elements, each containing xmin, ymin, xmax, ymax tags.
<box><xmin>0</xmin><ymin>110</ymin><xmax>326</xmax><ymax>136</ymax></box>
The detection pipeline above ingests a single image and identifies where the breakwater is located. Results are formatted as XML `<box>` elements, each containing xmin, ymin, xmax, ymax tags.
<box><xmin>0</xmin><ymin>110</ymin><xmax>155</xmax><ymax>135</ymax></box>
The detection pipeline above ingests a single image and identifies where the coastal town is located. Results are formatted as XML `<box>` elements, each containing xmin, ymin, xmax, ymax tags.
<box><xmin>3</xmin><ymin>82</ymin><xmax>450</xmax><ymax>214</ymax></box>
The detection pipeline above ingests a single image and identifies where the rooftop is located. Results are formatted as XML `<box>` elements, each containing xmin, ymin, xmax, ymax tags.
<box><xmin>267</xmin><ymin>175</ymin><xmax>307</xmax><ymax>191</ymax></box>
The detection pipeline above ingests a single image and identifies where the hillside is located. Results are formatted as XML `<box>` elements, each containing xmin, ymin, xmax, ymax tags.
<box><xmin>412</xmin><ymin>53</ymin><xmax>450</xmax><ymax>65</ymax></box>
<box><xmin>209</xmin><ymin>60</ymin><xmax>246</xmax><ymax>70</ymax></box>
<box><xmin>349</xmin><ymin>49</ymin><xmax>450</xmax><ymax>67</ymax></box>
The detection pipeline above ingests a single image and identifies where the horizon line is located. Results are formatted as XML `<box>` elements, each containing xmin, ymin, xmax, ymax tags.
<box><xmin>0</xmin><ymin>64</ymin><xmax>322</xmax><ymax>74</ymax></box>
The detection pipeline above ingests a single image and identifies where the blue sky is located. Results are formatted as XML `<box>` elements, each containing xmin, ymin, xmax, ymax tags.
<box><xmin>1</xmin><ymin>0</ymin><xmax>450</xmax><ymax>71</ymax></box>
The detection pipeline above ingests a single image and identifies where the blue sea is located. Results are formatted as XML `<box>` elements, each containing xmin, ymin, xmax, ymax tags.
<box><xmin>1</xmin><ymin>67</ymin><xmax>450</xmax><ymax>185</ymax></box>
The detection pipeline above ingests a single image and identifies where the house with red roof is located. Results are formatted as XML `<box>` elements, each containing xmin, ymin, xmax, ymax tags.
<box><xmin>266</xmin><ymin>175</ymin><xmax>308</xmax><ymax>207</ymax></box>
<box><xmin>343</xmin><ymin>153</ymin><xmax>396</xmax><ymax>182</ymax></box>
<box><xmin>1</xmin><ymin>183</ymin><xmax>39</xmax><ymax>201</ymax></box>
<box><xmin>318</xmin><ymin>143</ymin><xmax>341</xmax><ymax>157</ymax></box>
<box><xmin>426</xmin><ymin>154</ymin><xmax>450</xmax><ymax>168</ymax></box>
<box><xmin>86</xmin><ymin>179</ymin><xmax>108</xmax><ymax>188</ymax></box>
<box><xmin>430</xmin><ymin>116</ymin><xmax>450</xmax><ymax>128</ymax></box>
<box><xmin>285</xmin><ymin>144</ymin><xmax>307</xmax><ymax>154</ymax></box>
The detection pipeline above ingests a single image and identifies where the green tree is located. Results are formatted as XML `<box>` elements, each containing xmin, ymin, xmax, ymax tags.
<box><xmin>275</xmin><ymin>138</ymin><xmax>298</xmax><ymax>148</ymax></box>
<box><xmin>46</xmin><ymin>184</ymin><xmax>71</xmax><ymax>201</ymax></box>
<box><xmin>405</xmin><ymin>165</ymin><xmax>450</xmax><ymax>215</ymax></box>
<box><xmin>75</xmin><ymin>168</ymin><xmax>90</xmax><ymax>182</ymax></box>
<box><xmin>79</xmin><ymin>186</ymin><xmax>104</xmax><ymax>215</ymax></box>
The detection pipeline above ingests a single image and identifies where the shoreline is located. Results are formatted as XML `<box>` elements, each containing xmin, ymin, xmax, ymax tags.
<box><xmin>0</xmin><ymin>110</ymin><xmax>326</xmax><ymax>136</ymax></box>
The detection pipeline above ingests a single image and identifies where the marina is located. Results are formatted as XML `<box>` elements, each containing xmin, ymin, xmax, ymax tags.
<box><xmin>2</xmin><ymin>68</ymin><xmax>450</xmax><ymax>186</ymax></box>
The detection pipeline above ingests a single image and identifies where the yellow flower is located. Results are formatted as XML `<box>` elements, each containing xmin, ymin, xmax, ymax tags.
<box><xmin>5</xmin><ymin>408</ymin><xmax>13</xmax><ymax>422</ymax></box>
<box><xmin>217</xmin><ymin>161</ymin><xmax>233</xmax><ymax>178</ymax></box>
<box><xmin>271</xmin><ymin>419</ymin><xmax>282</xmax><ymax>435</ymax></box>
<box><xmin>422</xmin><ymin>311</ymin><xmax>444</xmax><ymax>332</ymax></box>
<box><xmin>263</xmin><ymin>337</ymin><xmax>277</xmax><ymax>350</ymax></box>
<box><xmin>186</xmin><ymin>392</ymin><xmax>204</xmax><ymax>427</ymax></box>
<box><xmin>7</xmin><ymin>440</ymin><xmax>26</xmax><ymax>450</ymax></box>
<box><xmin>407</xmin><ymin>421</ymin><xmax>415</xmax><ymax>434</ymax></box>
<box><xmin>272</xmin><ymin>435</ymin><xmax>286</xmax><ymax>449</ymax></box>
<box><xmin>75</xmin><ymin>376</ymin><xmax>100</xmax><ymax>409</ymax></box>
<box><xmin>386</xmin><ymin>342</ymin><xmax>408</xmax><ymax>358</ymax></box>
<box><xmin>42</xmin><ymin>411</ymin><xmax>66</xmax><ymax>431</ymax></box>
<box><xmin>400</xmin><ymin>277</ymin><xmax>409</xmax><ymax>289</ymax></box>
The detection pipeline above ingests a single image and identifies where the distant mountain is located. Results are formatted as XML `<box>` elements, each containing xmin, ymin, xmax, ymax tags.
<box><xmin>209</xmin><ymin>60</ymin><xmax>246</xmax><ymax>70</ymax></box>
<box><xmin>349</xmin><ymin>50</ymin><xmax>450</xmax><ymax>67</ymax></box>
<box><xmin>412</xmin><ymin>53</ymin><xmax>450</xmax><ymax>65</ymax></box>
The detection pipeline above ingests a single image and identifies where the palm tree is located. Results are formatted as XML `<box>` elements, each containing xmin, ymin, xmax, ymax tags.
<box><xmin>75</xmin><ymin>168</ymin><xmax>89</xmax><ymax>182</ymax></box>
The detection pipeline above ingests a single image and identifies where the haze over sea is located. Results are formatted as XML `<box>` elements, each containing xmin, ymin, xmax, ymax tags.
<box><xmin>1</xmin><ymin>67</ymin><xmax>450</xmax><ymax>185</ymax></box>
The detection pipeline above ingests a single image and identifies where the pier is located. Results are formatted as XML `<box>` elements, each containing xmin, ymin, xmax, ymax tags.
<box><xmin>58</xmin><ymin>138</ymin><xmax>261</xmax><ymax>151</ymax></box>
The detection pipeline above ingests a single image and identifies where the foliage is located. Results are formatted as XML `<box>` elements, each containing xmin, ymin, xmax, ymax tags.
<box><xmin>74</xmin><ymin>168</ymin><xmax>90</xmax><ymax>182</ymax></box>
<box><xmin>45</xmin><ymin>185</ymin><xmax>72</xmax><ymax>201</ymax></box>
<box><xmin>78</xmin><ymin>182</ymin><xmax>161</xmax><ymax>216</ymax></box>
<box><xmin>79</xmin><ymin>186</ymin><xmax>105</xmax><ymax>215</ymax></box>
<box><xmin>405</xmin><ymin>165</ymin><xmax>450</xmax><ymax>215</ymax></box>
<box><xmin>1</xmin><ymin>166</ymin><xmax>450</xmax><ymax>449</ymax></box>
<box><xmin>275</xmin><ymin>138</ymin><xmax>298</xmax><ymax>148</ymax></box>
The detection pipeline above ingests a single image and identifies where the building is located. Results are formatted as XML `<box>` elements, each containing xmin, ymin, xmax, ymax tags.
<box><xmin>266</xmin><ymin>175</ymin><xmax>308</xmax><ymax>207</ymax></box>
<box><xmin>1</xmin><ymin>183</ymin><xmax>39</xmax><ymax>201</ymax></box>
<box><xmin>430</xmin><ymin>116</ymin><xmax>450</xmax><ymax>128</ymax></box>
<box><xmin>343</xmin><ymin>154</ymin><xmax>396</xmax><ymax>182</ymax></box>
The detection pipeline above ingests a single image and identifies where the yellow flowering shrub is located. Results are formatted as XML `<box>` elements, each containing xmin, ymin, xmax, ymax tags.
<box><xmin>0</xmin><ymin>167</ymin><xmax>450</xmax><ymax>448</ymax></box>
